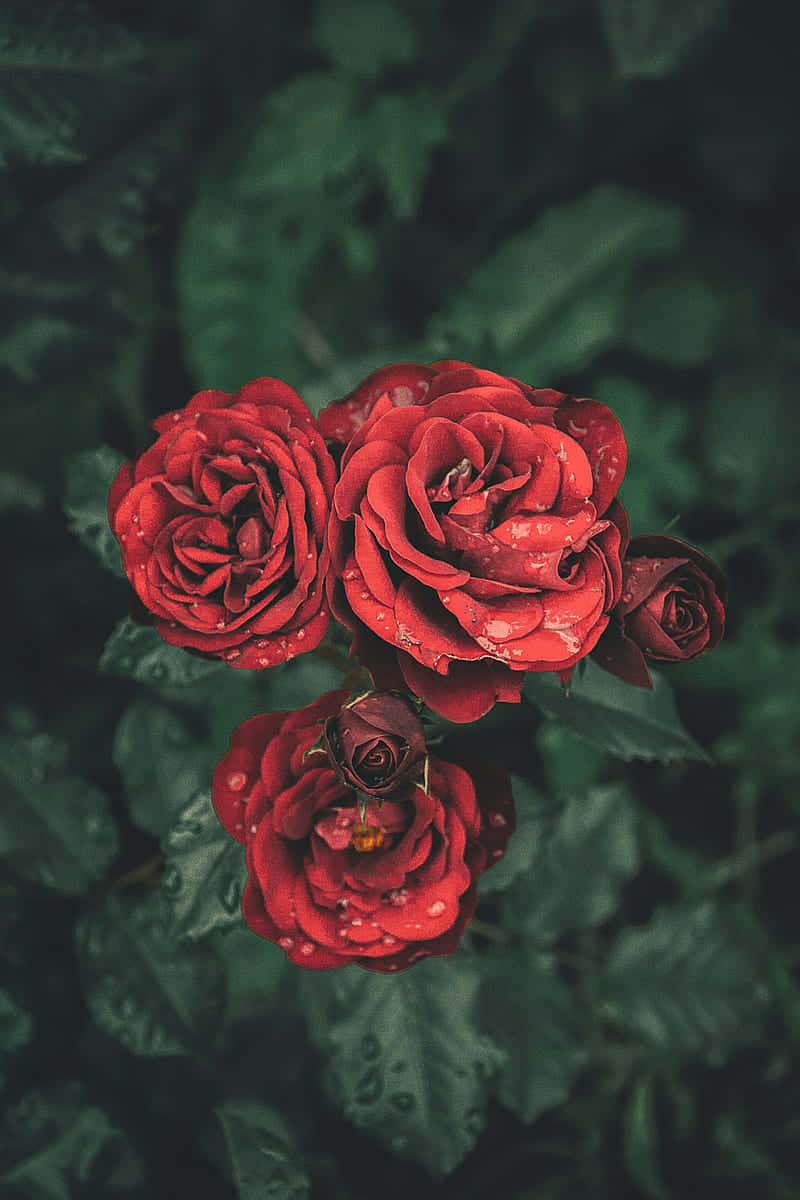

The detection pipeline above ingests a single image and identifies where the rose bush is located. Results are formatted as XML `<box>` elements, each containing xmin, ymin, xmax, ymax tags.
<box><xmin>323</xmin><ymin>690</ymin><xmax>427</xmax><ymax>799</ymax></box>
<box><xmin>324</xmin><ymin>361</ymin><xmax>629</xmax><ymax>721</ymax></box>
<box><xmin>108</xmin><ymin>377</ymin><xmax>336</xmax><ymax>667</ymax></box>
<box><xmin>592</xmin><ymin>535</ymin><xmax>727</xmax><ymax>687</ymax></box>
<box><xmin>212</xmin><ymin>690</ymin><xmax>514</xmax><ymax>972</ymax></box>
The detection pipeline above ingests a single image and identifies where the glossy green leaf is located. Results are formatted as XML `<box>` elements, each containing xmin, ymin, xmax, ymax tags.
<box><xmin>113</xmin><ymin>700</ymin><xmax>213</xmax><ymax>838</ymax></box>
<box><xmin>0</xmin><ymin>729</ymin><xmax>118</xmax><ymax>894</ymax></box>
<box><xmin>75</xmin><ymin>892</ymin><xmax>225</xmax><ymax>1057</ymax></box>
<box><xmin>160</xmin><ymin>792</ymin><xmax>246</xmax><ymax>942</ymax></box>
<box><xmin>623</xmin><ymin>1077</ymin><xmax>669</xmax><ymax>1199</ymax></box>
<box><xmin>215</xmin><ymin>1099</ymin><xmax>310</xmax><ymax>1200</ymax></box>
<box><xmin>524</xmin><ymin>659</ymin><xmax>710</xmax><ymax>763</ymax></box>
<box><xmin>502</xmin><ymin>784</ymin><xmax>639</xmax><ymax>941</ymax></box>
<box><xmin>593</xmin><ymin>901</ymin><xmax>769</xmax><ymax>1063</ymax></box>
<box><xmin>63</xmin><ymin>445</ymin><xmax>126</xmax><ymax>576</ymax></box>
<box><xmin>301</xmin><ymin>958</ymin><xmax>504</xmax><ymax>1176</ymax></box>
<box><xmin>100</xmin><ymin>617</ymin><xmax>226</xmax><ymax>693</ymax></box>
<box><xmin>429</xmin><ymin>185</ymin><xmax>686</xmax><ymax>375</ymax></box>
<box><xmin>481</xmin><ymin>947</ymin><xmax>588</xmax><ymax>1123</ymax></box>
<box><xmin>600</xmin><ymin>0</ymin><xmax>727</xmax><ymax>79</ymax></box>
<box><xmin>0</xmin><ymin>1080</ymin><xmax>145</xmax><ymax>1198</ymax></box>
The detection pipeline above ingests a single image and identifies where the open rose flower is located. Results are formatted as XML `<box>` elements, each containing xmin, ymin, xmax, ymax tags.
<box><xmin>592</xmin><ymin>535</ymin><xmax>727</xmax><ymax>687</ymax></box>
<box><xmin>212</xmin><ymin>690</ymin><xmax>515</xmax><ymax>972</ymax></box>
<box><xmin>324</xmin><ymin>361</ymin><xmax>628</xmax><ymax>721</ymax></box>
<box><xmin>323</xmin><ymin>690</ymin><xmax>427</xmax><ymax>799</ymax></box>
<box><xmin>108</xmin><ymin>377</ymin><xmax>336</xmax><ymax>667</ymax></box>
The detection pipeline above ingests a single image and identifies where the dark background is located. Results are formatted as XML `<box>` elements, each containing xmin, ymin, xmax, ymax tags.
<box><xmin>1</xmin><ymin>0</ymin><xmax>799</xmax><ymax>1196</ymax></box>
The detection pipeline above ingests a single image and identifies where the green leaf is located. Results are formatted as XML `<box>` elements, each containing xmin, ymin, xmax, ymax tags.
<box><xmin>301</xmin><ymin>958</ymin><xmax>504</xmax><ymax>1176</ymax></box>
<box><xmin>502</xmin><ymin>784</ymin><xmax>639</xmax><ymax>941</ymax></box>
<box><xmin>369</xmin><ymin>91</ymin><xmax>448</xmax><ymax>219</ymax></box>
<box><xmin>75</xmin><ymin>892</ymin><xmax>225</xmax><ymax>1057</ymax></box>
<box><xmin>100</xmin><ymin>617</ymin><xmax>226</xmax><ymax>694</ymax></box>
<box><xmin>0</xmin><ymin>1080</ymin><xmax>145</xmax><ymax>1198</ymax></box>
<box><xmin>625</xmin><ymin>267</ymin><xmax>728</xmax><ymax>366</ymax></box>
<box><xmin>215</xmin><ymin>1099</ymin><xmax>310</xmax><ymax>1200</ymax></box>
<box><xmin>480</xmin><ymin>947</ymin><xmax>588</xmax><ymax>1123</ymax></box>
<box><xmin>429</xmin><ymin>185</ymin><xmax>687</xmax><ymax>376</ymax></box>
<box><xmin>479</xmin><ymin>774</ymin><xmax>558</xmax><ymax>897</ymax></box>
<box><xmin>213</xmin><ymin>926</ymin><xmax>287</xmax><ymax>1037</ymax></box>
<box><xmin>524</xmin><ymin>659</ymin><xmax>710</xmax><ymax>764</ymax></box>
<box><xmin>623</xmin><ymin>1077</ymin><xmax>668</xmax><ymax>1200</ymax></box>
<box><xmin>593</xmin><ymin>901</ymin><xmax>769</xmax><ymax>1063</ymax></box>
<box><xmin>536</xmin><ymin>720</ymin><xmax>607</xmax><ymax>796</ymax></box>
<box><xmin>113</xmin><ymin>700</ymin><xmax>213</xmax><ymax>838</ymax></box>
<box><xmin>600</xmin><ymin>0</ymin><xmax>727</xmax><ymax>79</ymax></box>
<box><xmin>0</xmin><ymin>5</ymin><xmax>146</xmax><ymax>167</ymax></box>
<box><xmin>313</xmin><ymin>0</ymin><xmax>418</xmax><ymax>80</ymax></box>
<box><xmin>177</xmin><ymin>73</ymin><xmax>360</xmax><ymax>388</ymax></box>
<box><xmin>0</xmin><ymin>728</ymin><xmax>118</xmax><ymax>894</ymax></box>
<box><xmin>160</xmin><ymin>792</ymin><xmax>246</xmax><ymax>942</ymax></box>
<box><xmin>262</xmin><ymin>653</ymin><xmax>348</xmax><ymax>713</ymax></box>
<box><xmin>63</xmin><ymin>444</ymin><xmax>126</xmax><ymax>576</ymax></box>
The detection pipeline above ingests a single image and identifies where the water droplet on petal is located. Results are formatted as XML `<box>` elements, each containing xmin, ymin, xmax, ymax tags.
<box><xmin>227</xmin><ymin>772</ymin><xmax>247</xmax><ymax>792</ymax></box>
<box><xmin>427</xmin><ymin>900</ymin><xmax>446</xmax><ymax>917</ymax></box>
<box><xmin>488</xmin><ymin>811</ymin><xmax>507</xmax><ymax>828</ymax></box>
<box><xmin>300</xmin><ymin>942</ymin><xmax>315</xmax><ymax>956</ymax></box>
<box><xmin>278</xmin><ymin>937</ymin><xmax>294</xmax><ymax>949</ymax></box>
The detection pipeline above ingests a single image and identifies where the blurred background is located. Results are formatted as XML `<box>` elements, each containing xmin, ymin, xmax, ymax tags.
<box><xmin>1</xmin><ymin>0</ymin><xmax>799</xmax><ymax>1196</ymax></box>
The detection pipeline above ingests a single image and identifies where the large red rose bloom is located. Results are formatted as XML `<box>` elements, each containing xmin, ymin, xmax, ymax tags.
<box><xmin>212</xmin><ymin>690</ymin><xmax>515</xmax><ymax>972</ymax></box>
<box><xmin>323</xmin><ymin>362</ymin><xmax>628</xmax><ymax>721</ymax></box>
<box><xmin>108</xmin><ymin>377</ymin><xmax>336</xmax><ymax>667</ymax></box>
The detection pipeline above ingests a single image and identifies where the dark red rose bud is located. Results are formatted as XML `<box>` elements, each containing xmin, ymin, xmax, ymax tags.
<box><xmin>323</xmin><ymin>691</ymin><xmax>427</xmax><ymax>799</ymax></box>
<box><xmin>592</xmin><ymin>535</ymin><xmax>727</xmax><ymax>687</ymax></box>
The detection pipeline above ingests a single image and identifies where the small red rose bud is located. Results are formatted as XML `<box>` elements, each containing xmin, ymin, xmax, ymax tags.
<box><xmin>592</xmin><ymin>535</ymin><xmax>727</xmax><ymax>687</ymax></box>
<box><xmin>323</xmin><ymin>691</ymin><xmax>427</xmax><ymax>799</ymax></box>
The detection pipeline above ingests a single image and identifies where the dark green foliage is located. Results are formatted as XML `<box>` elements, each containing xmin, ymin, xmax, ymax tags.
<box><xmin>214</xmin><ymin>1099</ymin><xmax>310</xmax><ymax>1200</ymax></box>
<box><xmin>3</xmin><ymin>0</ymin><xmax>799</xmax><ymax>1196</ymax></box>
<box><xmin>524</xmin><ymin>658</ymin><xmax>710</xmax><ymax>763</ymax></box>
<box><xmin>0</xmin><ymin>726</ymin><xmax>119</xmax><ymax>894</ymax></box>
<box><xmin>301</xmin><ymin>959</ymin><xmax>504</xmax><ymax>1176</ymax></box>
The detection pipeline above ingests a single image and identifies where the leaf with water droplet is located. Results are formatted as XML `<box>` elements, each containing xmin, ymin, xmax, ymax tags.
<box><xmin>214</xmin><ymin>1099</ymin><xmax>310</xmax><ymax>1200</ymax></box>
<box><xmin>479</xmin><ymin>947</ymin><xmax>588</xmax><ymax>1124</ymax></box>
<box><xmin>75</xmin><ymin>892</ymin><xmax>225</xmax><ymax>1058</ymax></box>
<box><xmin>300</xmin><ymin>958</ymin><xmax>504</xmax><ymax>1177</ymax></box>
<box><xmin>113</xmin><ymin>700</ymin><xmax>213</xmax><ymax>838</ymax></box>
<box><xmin>501</xmin><ymin>783</ymin><xmax>639</xmax><ymax>942</ymax></box>
<box><xmin>160</xmin><ymin>792</ymin><xmax>247</xmax><ymax>942</ymax></box>
<box><xmin>100</xmin><ymin>616</ymin><xmax>226</xmax><ymax>695</ymax></box>
<box><xmin>63</xmin><ymin>444</ymin><xmax>126</xmax><ymax>576</ymax></box>
<box><xmin>0</xmin><ymin>728</ymin><xmax>118</xmax><ymax>895</ymax></box>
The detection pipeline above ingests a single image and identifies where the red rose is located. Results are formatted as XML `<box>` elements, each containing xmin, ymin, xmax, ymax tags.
<box><xmin>323</xmin><ymin>690</ymin><xmax>427</xmax><ymax>799</ymax></box>
<box><xmin>317</xmin><ymin>362</ymin><xmax>437</xmax><ymax>450</ymax></box>
<box><xmin>592</xmin><ymin>535</ymin><xmax>727</xmax><ymax>687</ymax></box>
<box><xmin>325</xmin><ymin>361</ymin><xmax>628</xmax><ymax>722</ymax></box>
<box><xmin>212</xmin><ymin>690</ymin><xmax>514</xmax><ymax>972</ymax></box>
<box><xmin>108</xmin><ymin>378</ymin><xmax>336</xmax><ymax>667</ymax></box>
